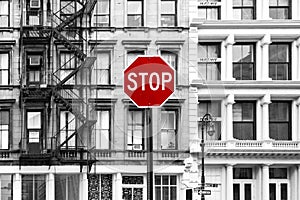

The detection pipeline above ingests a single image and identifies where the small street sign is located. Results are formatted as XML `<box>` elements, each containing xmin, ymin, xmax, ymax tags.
<box><xmin>205</xmin><ymin>183</ymin><xmax>219</xmax><ymax>187</ymax></box>
<box><xmin>198</xmin><ymin>190</ymin><xmax>211</xmax><ymax>195</ymax></box>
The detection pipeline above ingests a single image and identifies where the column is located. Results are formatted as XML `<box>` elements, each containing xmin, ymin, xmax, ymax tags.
<box><xmin>262</xmin><ymin>165</ymin><xmax>270</xmax><ymax>200</ymax></box>
<box><xmin>296</xmin><ymin>38</ymin><xmax>300</xmax><ymax>80</ymax></box>
<box><xmin>47</xmin><ymin>173</ymin><xmax>55</xmax><ymax>200</ymax></box>
<box><xmin>226</xmin><ymin>165</ymin><xmax>233</xmax><ymax>200</ymax></box>
<box><xmin>261</xmin><ymin>34</ymin><xmax>271</xmax><ymax>81</ymax></box>
<box><xmin>79</xmin><ymin>172</ymin><xmax>88</xmax><ymax>200</ymax></box>
<box><xmin>221</xmin><ymin>166</ymin><xmax>226</xmax><ymax>200</ymax></box>
<box><xmin>296</xmin><ymin>97</ymin><xmax>300</xmax><ymax>141</ymax></box>
<box><xmin>261</xmin><ymin>94</ymin><xmax>271</xmax><ymax>140</ymax></box>
<box><xmin>225</xmin><ymin>94</ymin><xmax>235</xmax><ymax>140</ymax></box>
<box><xmin>225</xmin><ymin>35</ymin><xmax>235</xmax><ymax>81</ymax></box>
<box><xmin>261</xmin><ymin>0</ymin><xmax>270</xmax><ymax>19</ymax></box>
<box><xmin>292</xmin><ymin>40</ymin><xmax>298</xmax><ymax>80</ymax></box>
<box><xmin>298</xmin><ymin>166</ymin><xmax>300</xmax><ymax>200</ymax></box>
<box><xmin>115</xmin><ymin>173</ymin><xmax>122</xmax><ymax>200</ymax></box>
<box><xmin>225</xmin><ymin>0</ymin><xmax>233</xmax><ymax>19</ymax></box>
<box><xmin>13</xmin><ymin>174</ymin><xmax>21</xmax><ymax>200</ymax></box>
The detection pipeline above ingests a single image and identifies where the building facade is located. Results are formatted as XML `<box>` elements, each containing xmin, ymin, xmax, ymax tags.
<box><xmin>188</xmin><ymin>0</ymin><xmax>300</xmax><ymax>200</ymax></box>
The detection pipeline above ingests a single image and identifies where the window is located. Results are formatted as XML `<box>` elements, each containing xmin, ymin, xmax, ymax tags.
<box><xmin>161</xmin><ymin>0</ymin><xmax>176</xmax><ymax>27</ymax></box>
<box><xmin>269</xmin><ymin>43</ymin><xmax>290</xmax><ymax>80</ymax></box>
<box><xmin>26</xmin><ymin>0</ymin><xmax>42</xmax><ymax>26</ymax></box>
<box><xmin>27</xmin><ymin>54</ymin><xmax>42</xmax><ymax>85</ymax></box>
<box><xmin>155</xmin><ymin>175</ymin><xmax>177</xmax><ymax>200</ymax></box>
<box><xmin>60</xmin><ymin>0</ymin><xmax>76</xmax><ymax>21</ymax></box>
<box><xmin>93</xmin><ymin>0</ymin><xmax>110</xmax><ymax>27</ymax></box>
<box><xmin>0</xmin><ymin>0</ymin><xmax>9</xmax><ymax>27</ymax></box>
<box><xmin>0</xmin><ymin>175</ymin><xmax>13</xmax><ymax>200</ymax></box>
<box><xmin>161</xmin><ymin>110</ymin><xmax>177</xmax><ymax>150</ymax></box>
<box><xmin>92</xmin><ymin>51</ymin><xmax>111</xmax><ymax>85</ymax></box>
<box><xmin>0</xmin><ymin>110</ymin><xmax>9</xmax><ymax>149</ymax></box>
<box><xmin>60</xmin><ymin>111</ymin><xmax>76</xmax><ymax>148</ymax></box>
<box><xmin>27</xmin><ymin>111</ymin><xmax>41</xmax><ymax>144</ymax></box>
<box><xmin>198</xmin><ymin>0</ymin><xmax>221</xmax><ymax>20</ymax></box>
<box><xmin>161</xmin><ymin>51</ymin><xmax>178</xmax><ymax>84</ymax></box>
<box><xmin>233</xmin><ymin>102</ymin><xmax>256</xmax><ymax>140</ymax></box>
<box><xmin>198</xmin><ymin>43</ymin><xmax>221</xmax><ymax>80</ymax></box>
<box><xmin>55</xmin><ymin>174</ymin><xmax>79</xmax><ymax>200</ymax></box>
<box><xmin>59</xmin><ymin>52</ymin><xmax>77</xmax><ymax>84</ymax></box>
<box><xmin>22</xmin><ymin>175</ymin><xmax>46</xmax><ymax>200</ymax></box>
<box><xmin>269</xmin><ymin>0</ymin><xmax>291</xmax><ymax>19</ymax></box>
<box><xmin>269</xmin><ymin>168</ymin><xmax>288</xmax><ymax>200</ymax></box>
<box><xmin>88</xmin><ymin>174</ymin><xmax>113</xmax><ymax>200</ymax></box>
<box><xmin>233</xmin><ymin>168</ymin><xmax>253</xmax><ymax>200</ymax></box>
<box><xmin>127</xmin><ymin>110</ymin><xmax>144</xmax><ymax>150</ymax></box>
<box><xmin>127</xmin><ymin>0</ymin><xmax>143</xmax><ymax>27</ymax></box>
<box><xmin>233</xmin><ymin>0</ymin><xmax>255</xmax><ymax>20</ymax></box>
<box><xmin>269</xmin><ymin>102</ymin><xmax>291</xmax><ymax>140</ymax></box>
<box><xmin>0</xmin><ymin>53</ymin><xmax>9</xmax><ymax>85</ymax></box>
<box><xmin>233</xmin><ymin>44</ymin><xmax>255</xmax><ymax>80</ymax></box>
<box><xmin>127</xmin><ymin>50</ymin><xmax>144</xmax><ymax>66</ymax></box>
<box><xmin>122</xmin><ymin>176</ymin><xmax>144</xmax><ymax>200</ymax></box>
<box><xmin>198</xmin><ymin>101</ymin><xmax>221</xmax><ymax>140</ymax></box>
<box><xmin>94</xmin><ymin>110</ymin><xmax>110</xmax><ymax>149</ymax></box>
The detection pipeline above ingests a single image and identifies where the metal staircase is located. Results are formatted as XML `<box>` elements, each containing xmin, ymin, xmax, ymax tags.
<box><xmin>19</xmin><ymin>0</ymin><xmax>98</xmax><ymax>169</ymax></box>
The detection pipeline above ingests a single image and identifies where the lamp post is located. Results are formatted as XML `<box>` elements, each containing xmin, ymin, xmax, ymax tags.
<box><xmin>200</xmin><ymin>113</ymin><xmax>215</xmax><ymax>200</ymax></box>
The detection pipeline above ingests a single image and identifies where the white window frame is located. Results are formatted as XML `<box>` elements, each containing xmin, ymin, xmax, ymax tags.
<box><xmin>154</xmin><ymin>174</ymin><xmax>178</xmax><ymax>200</ymax></box>
<box><xmin>269</xmin><ymin>168</ymin><xmax>290</xmax><ymax>200</ymax></box>
<box><xmin>93</xmin><ymin>0</ymin><xmax>110</xmax><ymax>27</ymax></box>
<box><xmin>122</xmin><ymin>175</ymin><xmax>146</xmax><ymax>200</ymax></box>
<box><xmin>30</xmin><ymin>0</ymin><xmax>40</xmax><ymax>8</ymax></box>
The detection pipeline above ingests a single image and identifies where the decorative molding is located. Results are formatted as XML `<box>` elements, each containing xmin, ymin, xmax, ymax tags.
<box><xmin>155</xmin><ymin>40</ymin><xmax>185</xmax><ymax>45</ymax></box>
<box><xmin>122</xmin><ymin>40</ymin><xmax>151</xmax><ymax>46</ymax></box>
<box><xmin>88</xmin><ymin>40</ymin><xmax>117</xmax><ymax>45</ymax></box>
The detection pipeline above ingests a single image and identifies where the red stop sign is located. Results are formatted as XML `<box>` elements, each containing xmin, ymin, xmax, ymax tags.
<box><xmin>124</xmin><ymin>56</ymin><xmax>175</xmax><ymax>108</ymax></box>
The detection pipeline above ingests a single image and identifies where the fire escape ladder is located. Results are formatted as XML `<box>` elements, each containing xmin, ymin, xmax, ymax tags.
<box><xmin>84</xmin><ymin>0</ymin><xmax>98</xmax><ymax>14</ymax></box>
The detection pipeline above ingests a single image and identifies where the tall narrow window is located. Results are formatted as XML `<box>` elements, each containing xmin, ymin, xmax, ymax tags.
<box><xmin>161</xmin><ymin>0</ymin><xmax>176</xmax><ymax>27</ymax></box>
<box><xmin>94</xmin><ymin>110</ymin><xmax>110</xmax><ymax>149</ymax></box>
<box><xmin>269</xmin><ymin>0</ymin><xmax>291</xmax><ymax>19</ymax></box>
<box><xmin>233</xmin><ymin>0</ymin><xmax>255</xmax><ymax>20</ymax></box>
<box><xmin>93</xmin><ymin>0</ymin><xmax>110</xmax><ymax>27</ymax></box>
<box><xmin>22</xmin><ymin>175</ymin><xmax>46</xmax><ymax>200</ymax></box>
<box><xmin>127</xmin><ymin>0</ymin><xmax>143</xmax><ymax>27</ymax></box>
<box><xmin>269</xmin><ymin>168</ymin><xmax>289</xmax><ymax>200</ymax></box>
<box><xmin>92</xmin><ymin>51</ymin><xmax>110</xmax><ymax>85</ymax></box>
<box><xmin>27</xmin><ymin>111</ymin><xmax>42</xmax><ymax>153</ymax></box>
<box><xmin>122</xmin><ymin>176</ymin><xmax>144</xmax><ymax>200</ymax></box>
<box><xmin>233</xmin><ymin>44</ymin><xmax>255</xmax><ymax>80</ymax></box>
<box><xmin>0</xmin><ymin>175</ymin><xmax>13</xmax><ymax>200</ymax></box>
<box><xmin>27</xmin><ymin>54</ymin><xmax>42</xmax><ymax>85</ymax></box>
<box><xmin>0</xmin><ymin>0</ymin><xmax>9</xmax><ymax>27</ymax></box>
<box><xmin>269</xmin><ymin>43</ymin><xmax>290</xmax><ymax>80</ymax></box>
<box><xmin>198</xmin><ymin>101</ymin><xmax>221</xmax><ymax>140</ymax></box>
<box><xmin>233</xmin><ymin>102</ymin><xmax>256</xmax><ymax>140</ymax></box>
<box><xmin>127</xmin><ymin>110</ymin><xmax>144</xmax><ymax>150</ymax></box>
<box><xmin>0</xmin><ymin>110</ymin><xmax>9</xmax><ymax>149</ymax></box>
<box><xmin>161</xmin><ymin>51</ymin><xmax>178</xmax><ymax>84</ymax></box>
<box><xmin>233</xmin><ymin>168</ymin><xmax>253</xmax><ymax>200</ymax></box>
<box><xmin>27</xmin><ymin>0</ymin><xmax>42</xmax><ymax>25</ymax></box>
<box><xmin>198</xmin><ymin>43</ymin><xmax>221</xmax><ymax>80</ymax></box>
<box><xmin>161</xmin><ymin>110</ymin><xmax>177</xmax><ymax>150</ymax></box>
<box><xmin>269</xmin><ymin>102</ymin><xmax>291</xmax><ymax>140</ymax></box>
<box><xmin>198</xmin><ymin>0</ymin><xmax>221</xmax><ymax>20</ymax></box>
<box><xmin>59</xmin><ymin>52</ymin><xmax>77</xmax><ymax>84</ymax></box>
<box><xmin>55</xmin><ymin>174</ymin><xmax>80</xmax><ymax>200</ymax></box>
<box><xmin>60</xmin><ymin>111</ymin><xmax>76</xmax><ymax>148</ymax></box>
<box><xmin>0</xmin><ymin>53</ymin><xmax>9</xmax><ymax>85</ymax></box>
<box><xmin>155</xmin><ymin>175</ymin><xmax>177</xmax><ymax>200</ymax></box>
<box><xmin>127</xmin><ymin>50</ymin><xmax>144</xmax><ymax>66</ymax></box>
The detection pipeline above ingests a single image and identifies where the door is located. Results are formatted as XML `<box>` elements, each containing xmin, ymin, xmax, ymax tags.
<box><xmin>27</xmin><ymin>111</ymin><xmax>42</xmax><ymax>153</ymax></box>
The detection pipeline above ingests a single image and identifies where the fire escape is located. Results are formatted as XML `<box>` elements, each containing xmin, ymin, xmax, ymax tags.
<box><xmin>19</xmin><ymin>0</ymin><xmax>97</xmax><ymax>170</ymax></box>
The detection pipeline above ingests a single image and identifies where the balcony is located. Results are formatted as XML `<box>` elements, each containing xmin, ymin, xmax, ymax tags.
<box><xmin>190</xmin><ymin>140</ymin><xmax>300</xmax><ymax>158</ymax></box>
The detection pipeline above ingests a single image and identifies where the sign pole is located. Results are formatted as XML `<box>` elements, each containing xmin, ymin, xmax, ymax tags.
<box><xmin>146</xmin><ymin>107</ymin><xmax>153</xmax><ymax>200</ymax></box>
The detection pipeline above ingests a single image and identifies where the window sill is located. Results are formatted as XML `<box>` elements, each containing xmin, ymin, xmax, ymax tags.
<box><xmin>90</xmin><ymin>27</ymin><xmax>116</xmax><ymax>32</ymax></box>
<box><xmin>91</xmin><ymin>84</ymin><xmax>116</xmax><ymax>90</ymax></box>
<box><xmin>0</xmin><ymin>86</ymin><xmax>14</xmax><ymax>90</ymax></box>
<box><xmin>124</xmin><ymin>27</ymin><xmax>150</xmax><ymax>32</ymax></box>
<box><xmin>157</xmin><ymin>27</ymin><xmax>186</xmax><ymax>32</ymax></box>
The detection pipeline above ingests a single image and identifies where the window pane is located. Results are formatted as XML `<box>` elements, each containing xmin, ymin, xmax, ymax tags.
<box><xmin>233</xmin><ymin>9</ymin><xmax>241</xmax><ymax>19</ymax></box>
<box><xmin>55</xmin><ymin>175</ymin><xmax>79</xmax><ymax>200</ymax></box>
<box><xmin>233</xmin><ymin>0</ymin><xmax>242</xmax><ymax>6</ymax></box>
<box><xmin>207</xmin><ymin>8</ymin><xmax>218</xmax><ymax>20</ymax></box>
<box><xmin>161</xmin><ymin>130</ymin><xmax>175</xmax><ymax>149</ymax></box>
<box><xmin>233</xmin><ymin>184</ymin><xmax>240</xmax><ymax>200</ymax></box>
<box><xmin>161</xmin><ymin>15</ymin><xmax>175</xmax><ymax>27</ymax></box>
<box><xmin>244</xmin><ymin>184</ymin><xmax>252</xmax><ymax>200</ymax></box>
<box><xmin>244</xmin><ymin>0</ymin><xmax>254</xmax><ymax>6</ymax></box>
<box><xmin>27</xmin><ymin>112</ymin><xmax>41</xmax><ymax>129</ymax></box>
<box><xmin>22</xmin><ymin>175</ymin><xmax>46</xmax><ymax>200</ymax></box>
<box><xmin>128</xmin><ymin>1</ymin><xmax>142</xmax><ymax>14</ymax></box>
<box><xmin>233</xmin><ymin>122</ymin><xmax>254</xmax><ymax>140</ymax></box>
<box><xmin>127</xmin><ymin>51</ymin><xmax>144</xmax><ymax>66</ymax></box>
<box><xmin>270</xmin><ymin>183</ymin><xmax>276</xmax><ymax>200</ymax></box>
<box><xmin>242</xmin><ymin>8</ymin><xmax>253</xmax><ymax>19</ymax></box>
<box><xmin>155</xmin><ymin>176</ymin><xmax>161</xmax><ymax>185</ymax></box>
<box><xmin>269</xmin><ymin>168</ymin><xmax>288</xmax><ymax>179</ymax></box>
<box><xmin>161</xmin><ymin>1</ymin><xmax>175</xmax><ymax>14</ymax></box>
<box><xmin>269</xmin><ymin>0</ymin><xmax>277</xmax><ymax>6</ymax></box>
<box><xmin>198</xmin><ymin>8</ymin><xmax>207</xmax><ymax>19</ymax></box>
<box><xmin>278</xmin><ymin>0</ymin><xmax>289</xmax><ymax>6</ymax></box>
<box><xmin>0</xmin><ymin>1</ymin><xmax>8</xmax><ymax>15</ymax></box>
<box><xmin>281</xmin><ymin>183</ymin><xmax>287</xmax><ymax>200</ymax></box>
<box><xmin>277</xmin><ymin>45</ymin><xmax>289</xmax><ymax>62</ymax></box>
<box><xmin>0</xmin><ymin>175</ymin><xmax>13</xmax><ymax>200</ymax></box>
<box><xmin>96</xmin><ymin>0</ymin><xmax>109</xmax><ymax>14</ymax></box>
<box><xmin>269</xmin><ymin>102</ymin><xmax>289</xmax><ymax>121</ymax></box>
<box><xmin>0</xmin><ymin>53</ymin><xmax>8</xmax><ymax>69</ymax></box>
<box><xmin>155</xmin><ymin>187</ymin><xmax>161</xmax><ymax>200</ymax></box>
<box><xmin>269</xmin><ymin>123</ymin><xmax>289</xmax><ymax>140</ymax></box>
<box><xmin>233</xmin><ymin>168</ymin><xmax>253</xmax><ymax>179</ymax></box>
<box><xmin>161</xmin><ymin>52</ymin><xmax>177</xmax><ymax>69</ymax></box>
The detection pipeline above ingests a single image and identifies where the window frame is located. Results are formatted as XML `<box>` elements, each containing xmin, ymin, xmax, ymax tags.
<box><xmin>269</xmin><ymin>0</ymin><xmax>291</xmax><ymax>19</ymax></box>
<box><xmin>269</xmin><ymin>43</ymin><xmax>291</xmax><ymax>80</ymax></box>
<box><xmin>0</xmin><ymin>0</ymin><xmax>10</xmax><ymax>27</ymax></box>
<box><xmin>94</xmin><ymin>109</ymin><xmax>111</xmax><ymax>150</ymax></box>
<box><xmin>198</xmin><ymin>43</ymin><xmax>221</xmax><ymax>81</ymax></box>
<box><xmin>55</xmin><ymin>174</ymin><xmax>80</xmax><ymax>200</ymax></box>
<box><xmin>127</xmin><ymin>0</ymin><xmax>144</xmax><ymax>27</ymax></box>
<box><xmin>93</xmin><ymin>0</ymin><xmax>110</xmax><ymax>27</ymax></box>
<box><xmin>92</xmin><ymin>51</ymin><xmax>111</xmax><ymax>85</ymax></box>
<box><xmin>233</xmin><ymin>101</ymin><xmax>256</xmax><ymax>140</ymax></box>
<box><xmin>269</xmin><ymin>168</ymin><xmax>289</xmax><ymax>200</ymax></box>
<box><xmin>232</xmin><ymin>0</ymin><xmax>256</xmax><ymax>20</ymax></box>
<box><xmin>154</xmin><ymin>175</ymin><xmax>178</xmax><ymax>200</ymax></box>
<box><xmin>160</xmin><ymin>108</ymin><xmax>178</xmax><ymax>150</ymax></box>
<box><xmin>127</xmin><ymin>108</ymin><xmax>145</xmax><ymax>151</ymax></box>
<box><xmin>26</xmin><ymin>110</ymin><xmax>43</xmax><ymax>146</ymax></box>
<box><xmin>269</xmin><ymin>101</ymin><xmax>291</xmax><ymax>140</ymax></box>
<box><xmin>26</xmin><ymin>52</ymin><xmax>43</xmax><ymax>86</ymax></box>
<box><xmin>22</xmin><ymin>174</ymin><xmax>46</xmax><ymax>200</ymax></box>
<box><xmin>58</xmin><ymin>51</ymin><xmax>78</xmax><ymax>85</ymax></box>
<box><xmin>233</xmin><ymin>168</ymin><xmax>254</xmax><ymax>200</ymax></box>
<box><xmin>198</xmin><ymin>100</ymin><xmax>222</xmax><ymax>140</ymax></box>
<box><xmin>197</xmin><ymin>1</ymin><xmax>221</xmax><ymax>20</ymax></box>
<box><xmin>0</xmin><ymin>52</ymin><xmax>10</xmax><ymax>85</ymax></box>
<box><xmin>160</xmin><ymin>0</ymin><xmax>177</xmax><ymax>27</ymax></box>
<box><xmin>0</xmin><ymin>109</ymin><xmax>10</xmax><ymax>150</ymax></box>
<box><xmin>59</xmin><ymin>110</ymin><xmax>77</xmax><ymax>149</ymax></box>
<box><xmin>233</xmin><ymin>43</ymin><xmax>256</xmax><ymax>80</ymax></box>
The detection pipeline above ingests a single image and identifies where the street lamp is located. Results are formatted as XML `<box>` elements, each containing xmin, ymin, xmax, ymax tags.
<box><xmin>200</xmin><ymin>113</ymin><xmax>215</xmax><ymax>200</ymax></box>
